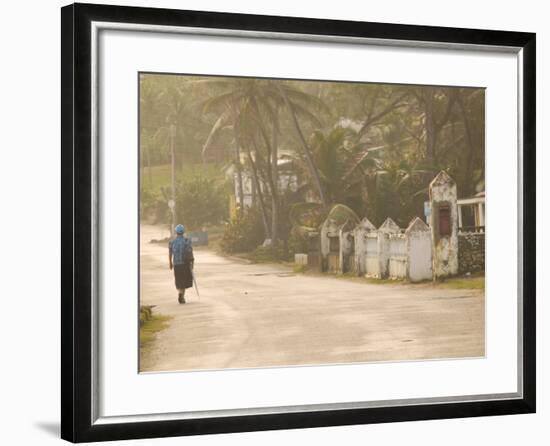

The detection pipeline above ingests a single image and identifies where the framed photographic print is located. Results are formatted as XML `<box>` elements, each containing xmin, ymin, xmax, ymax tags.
<box><xmin>61</xmin><ymin>2</ymin><xmax>536</xmax><ymax>442</ymax></box>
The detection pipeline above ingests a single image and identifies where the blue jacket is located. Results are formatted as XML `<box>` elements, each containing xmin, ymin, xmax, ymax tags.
<box><xmin>169</xmin><ymin>235</ymin><xmax>193</xmax><ymax>265</ymax></box>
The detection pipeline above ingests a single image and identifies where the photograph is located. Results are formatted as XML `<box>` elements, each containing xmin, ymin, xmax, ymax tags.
<box><xmin>138</xmin><ymin>73</ymin><xmax>486</xmax><ymax>373</ymax></box>
<box><xmin>0</xmin><ymin>0</ymin><xmax>542</xmax><ymax>443</ymax></box>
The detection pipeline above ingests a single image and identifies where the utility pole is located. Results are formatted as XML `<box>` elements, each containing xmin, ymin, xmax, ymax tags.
<box><xmin>169</xmin><ymin>123</ymin><xmax>176</xmax><ymax>235</ymax></box>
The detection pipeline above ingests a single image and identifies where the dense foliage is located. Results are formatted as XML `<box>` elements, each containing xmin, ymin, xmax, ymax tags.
<box><xmin>140</xmin><ymin>73</ymin><xmax>485</xmax><ymax>254</ymax></box>
<box><xmin>219</xmin><ymin>208</ymin><xmax>265</xmax><ymax>254</ymax></box>
<box><xmin>174</xmin><ymin>175</ymin><xmax>229</xmax><ymax>231</ymax></box>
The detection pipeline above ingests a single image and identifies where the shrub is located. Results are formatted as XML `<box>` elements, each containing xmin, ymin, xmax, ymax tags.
<box><xmin>139</xmin><ymin>305</ymin><xmax>154</xmax><ymax>326</ymax></box>
<box><xmin>175</xmin><ymin>174</ymin><xmax>229</xmax><ymax>230</ymax></box>
<box><xmin>220</xmin><ymin>208</ymin><xmax>265</xmax><ymax>253</ymax></box>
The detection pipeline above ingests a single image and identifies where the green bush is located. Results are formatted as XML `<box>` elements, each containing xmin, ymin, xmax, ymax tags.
<box><xmin>220</xmin><ymin>208</ymin><xmax>265</xmax><ymax>253</ymax></box>
<box><xmin>175</xmin><ymin>174</ymin><xmax>229</xmax><ymax>230</ymax></box>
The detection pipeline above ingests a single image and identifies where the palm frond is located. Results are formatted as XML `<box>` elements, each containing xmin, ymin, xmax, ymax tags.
<box><xmin>202</xmin><ymin>110</ymin><xmax>232</xmax><ymax>158</ymax></box>
<box><xmin>327</xmin><ymin>204</ymin><xmax>360</xmax><ymax>226</ymax></box>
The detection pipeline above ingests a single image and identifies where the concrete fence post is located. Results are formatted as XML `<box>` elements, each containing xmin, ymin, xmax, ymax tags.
<box><xmin>429</xmin><ymin>171</ymin><xmax>459</xmax><ymax>279</ymax></box>
<box><xmin>377</xmin><ymin>218</ymin><xmax>400</xmax><ymax>279</ymax></box>
<box><xmin>353</xmin><ymin>217</ymin><xmax>376</xmax><ymax>276</ymax></box>
<box><xmin>405</xmin><ymin>217</ymin><xmax>433</xmax><ymax>282</ymax></box>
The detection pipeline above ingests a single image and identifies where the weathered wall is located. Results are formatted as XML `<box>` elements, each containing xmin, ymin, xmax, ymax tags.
<box><xmin>458</xmin><ymin>232</ymin><xmax>485</xmax><ymax>274</ymax></box>
<box><xmin>429</xmin><ymin>171</ymin><xmax>459</xmax><ymax>278</ymax></box>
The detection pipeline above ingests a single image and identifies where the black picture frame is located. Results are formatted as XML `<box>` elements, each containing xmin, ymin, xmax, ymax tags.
<box><xmin>61</xmin><ymin>2</ymin><xmax>536</xmax><ymax>442</ymax></box>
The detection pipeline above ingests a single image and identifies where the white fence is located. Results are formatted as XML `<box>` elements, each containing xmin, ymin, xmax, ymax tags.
<box><xmin>320</xmin><ymin>216</ymin><xmax>433</xmax><ymax>282</ymax></box>
<box><xmin>388</xmin><ymin>234</ymin><xmax>407</xmax><ymax>279</ymax></box>
<box><xmin>364</xmin><ymin>233</ymin><xmax>380</xmax><ymax>277</ymax></box>
<box><xmin>311</xmin><ymin>171</ymin><xmax>466</xmax><ymax>282</ymax></box>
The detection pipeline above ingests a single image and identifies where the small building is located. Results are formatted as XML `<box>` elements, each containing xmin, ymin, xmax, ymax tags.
<box><xmin>457</xmin><ymin>191</ymin><xmax>485</xmax><ymax>233</ymax></box>
<box><xmin>228</xmin><ymin>155</ymin><xmax>299</xmax><ymax>210</ymax></box>
<box><xmin>457</xmin><ymin>192</ymin><xmax>485</xmax><ymax>274</ymax></box>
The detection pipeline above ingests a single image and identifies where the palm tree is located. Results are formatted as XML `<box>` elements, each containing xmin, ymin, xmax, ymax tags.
<box><xmin>142</xmin><ymin>76</ymin><xmax>193</xmax><ymax>230</ymax></box>
<box><xmin>201</xmin><ymin>78</ymin><xmax>280</xmax><ymax>241</ymax></box>
<box><xmin>201</xmin><ymin>78</ymin><xmax>331</xmax><ymax>246</ymax></box>
<box><xmin>276</xmin><ymin>83</ymin><xmax>330</xmax><ymax>206</ymax></box>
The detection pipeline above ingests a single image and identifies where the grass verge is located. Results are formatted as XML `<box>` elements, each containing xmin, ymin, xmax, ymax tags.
<box><xmin>140</xmin><ymin>306</ymin><xmax>172</xmax><ymax>349</ymax></box>
<box><xmin>436</xmin><ymin>276</ymin><xmax>485</xmax><ymax>290</ymax></box>
<box><xmin>292</xmin><ymin>266</ymin><xmax>484</xmax><ymax>290</ymax></box>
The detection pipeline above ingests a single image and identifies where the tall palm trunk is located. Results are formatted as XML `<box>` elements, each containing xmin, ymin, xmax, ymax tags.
<box><xmin>244</xmin><ymin>140</ymin><xmax>271</xmax><ymax>239</ymax></box>
<box><xmin>251</xmin><ymin>100</ymin><xmax>280</xmax><ymax>246</ymax></box>
<box><xmin>277</xmin><ymin>86</ymin><xmax>328</xmax><ymax>206</ymax></box>
<box><xmin>145</xmin><ymin>143</ymin><xmax>153</xmax><ymax>188</ymax></box>
<box><xmin>234</xmin><ymin>145</ymin><xmax>245</xmax><ymax>213</ymax></box>
<box><xmin>270</xmin><ymin>108</ymin><xmax>280</xmax><ymax>247</ymax></box>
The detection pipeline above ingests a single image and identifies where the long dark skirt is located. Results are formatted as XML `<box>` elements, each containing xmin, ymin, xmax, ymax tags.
<box><xmin>173</xmin><ymin>262</ymin><xmax>193</xmax><ymax>290</ymax></box>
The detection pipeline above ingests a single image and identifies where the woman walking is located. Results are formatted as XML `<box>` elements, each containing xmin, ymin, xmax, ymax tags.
<box><xmin>168</xmin><ymin>224</ymin><xmax>194</xmax><ymax>304</ymax></box>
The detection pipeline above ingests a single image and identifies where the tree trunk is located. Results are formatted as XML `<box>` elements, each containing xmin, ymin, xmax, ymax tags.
<box><xmin>270</xmin><ymin>108</ymin><xmax>280</xmax><ymax>248</ymax></box>
<box><xmin>234</xmin><ymin>145</ymin><xmax>245</xmax><ymax>213</ymax></box>
<box><xmin>277</xmin><ymin>85</ymin><xmax>328</xmax><ymax>206</ymax></box>
<box><xmin>146</xmin><ymin>144</ymin><xmax>153</xmax><ymax>188</ymax></box>
<box><xmin>251</xmin><ymin>172</ymin><xmax>257</xmax><ymax>206</ymax></box>
<box><xmin>244</xmin><ymin>142</ymin><xmax>271</xmax><ymax>239</ymax></box>
<box><xmin>251</xmin><ymin>100</ymin><xmax>281</xmax><ymax>246</ymax></box>
<box><xmin>169</xmin><ymin>124</ymin><xmax>176</xmax><ymax>232</ymax></box>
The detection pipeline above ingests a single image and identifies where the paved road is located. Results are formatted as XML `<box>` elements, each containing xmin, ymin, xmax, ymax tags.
<box><xmin>140</xmin><ymin>224</ymin><xmax>484</xmax><ymax>372</ymax></box>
